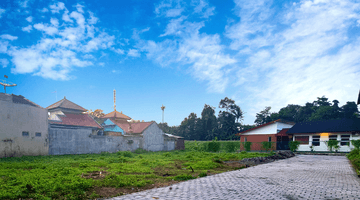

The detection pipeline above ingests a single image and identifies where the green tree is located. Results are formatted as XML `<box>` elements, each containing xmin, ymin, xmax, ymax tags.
<box><xmin>295</xmin><ymin>102</ymin><xmax>315</xmax><ymax>122</ymax></box>
<box><xmin>200</xmin><ymin>104</ymin><xmax>217</xmax><ymax>140</ymax></box>
<box><xmin>178</xmin><ymin>113</ymin><xmax>200</xmax><ymax>140</ymax></box>
<box><xmin>254</xmin><ymin>106</ymin><xmax>272</xmax><ymax>125</ymax></box>
<box><xmin>341</xmin><ymin>102</ymin><xmax>359</xmax><ymax>118</ymax></box>
<box><xmin>278</xmin><ymin>104</ymin><xmax>301</xmax><ymax>122</ymax></box>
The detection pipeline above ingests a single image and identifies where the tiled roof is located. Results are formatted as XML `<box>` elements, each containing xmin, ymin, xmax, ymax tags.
<box><xmin>236</xmin><ymin>119</ymin><xmax>295</xmax><ymax>135</ymax></box>
<box><xmin>287</xmin><ymin>118</ymin><xmax>360</xmax><ymax>134</ymax></box>
<box><xmin>110</xmin><ymin>119</ymin><xmax>153</xmax><ymax>134</ymax></box>
<box><xmin>102</xmin><ymin>110</ymin><xmax>131</xmax><ymax>120</ymax></box>
<box><xmin>49</xmin><ymin>112</ymin><xmax>102</xmax><ymax>128</ymax></box>
<box><xmin>47</xmin><ymin>97</ymin><xmax>87</xmax><ymax>112</ymax></box>
<box><xmin>11</xmin><ymin>94</ymin><xmax>42</xmax><ymax>108</ymax></box>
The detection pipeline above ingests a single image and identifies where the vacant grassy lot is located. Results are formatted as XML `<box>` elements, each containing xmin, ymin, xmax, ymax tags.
<box><xmin>0</xmin><ymin>149</ymin><xmax>268</xmax><ymax>199</ymax></box>
<box><xmin>185</xmin><ymin>140</ymin><xmax>241</xmax><ymax>152</ymax></box>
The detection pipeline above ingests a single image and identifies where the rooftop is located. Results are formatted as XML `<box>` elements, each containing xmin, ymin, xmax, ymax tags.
<box><xmin>287</xmin><ymin>118</ymin><xmax>360</xmax><ymax>134</ymax></box>
<box><xmin>47</xmin><ymin>97</ymin><xmax>87</xmax><ymax>112</ymax></box>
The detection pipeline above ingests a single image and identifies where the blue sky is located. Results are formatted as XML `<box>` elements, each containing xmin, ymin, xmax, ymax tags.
<box><xmin>0</xmin><ymin>0</ymin><xmax>359</xmax><ymax>126</ymax></box>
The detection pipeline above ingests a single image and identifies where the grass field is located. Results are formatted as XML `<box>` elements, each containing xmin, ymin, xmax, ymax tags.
<box><xmin>0</xmin><ymin>148</ymin><xmax>268</xmax><ymax>199</ymax></box>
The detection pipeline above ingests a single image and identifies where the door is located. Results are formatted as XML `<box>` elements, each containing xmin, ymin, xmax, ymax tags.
<box><xmin>277</xmin><ymin>136</ymin><xmax>290</xmax><ymax>150</ymax></box>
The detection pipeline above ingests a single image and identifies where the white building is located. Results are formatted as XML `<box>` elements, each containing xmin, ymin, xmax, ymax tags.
<box><xmin>0</xmin><ymin>93</ymin><xmax>49</xmax><ymax>157</ymax></box>
<box><xmin>287</xmin><ymin>118</ymin><xmax>360</xmax><ymax>152</ymax></box>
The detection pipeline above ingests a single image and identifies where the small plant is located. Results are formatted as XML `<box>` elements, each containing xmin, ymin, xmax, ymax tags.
<box><xmin>289</xmin><ymin>141</ymin><xmax>300</xmax><ymax>152</ymax></box>
<box><xmin>351</xmin><ymin>140</ymin><xmax>360</xmax><ymax>150</ymax></box>
<box><xmin>207</xmin><ymin>141</ymin><xmax>221</xmax><ymax>152</ymax></box>
<box><xmin>117</xmin><ymin>151</ymin><xmax>134</xmax><ymax>158</ymax></box>
<box><xmin>243</xmin><ymin>142</ymin><xmax>252</xmax><ymax>152</ymax></box>
<box><xmin>134</xmin><ymin>148</ymin><xmax>148</xmax><ymax>154</ymax></box>
<box><xmin>198</xmin><ymin>172</ymin><xmax>207</xmax><ymax>177</ymax></box>
<box><xmin>261</xmin><ymin>141</ymin><xmax>273</xmax><ymax>152</ymax></box>
<box><xmin>325</xmin><ymin>140</ymin><xmax>339</xmax><ymax>152</ymax></box>
<box><xmin>309</xmin><ymin>145</ymin><xmax>314</xmax><ymax>152</ymax></box>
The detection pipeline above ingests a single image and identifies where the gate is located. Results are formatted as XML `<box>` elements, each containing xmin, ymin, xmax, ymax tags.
<box><xmin>277</xmin><ymin>136</ymin><xmax>290</xmax><ymax>150</ymax></box>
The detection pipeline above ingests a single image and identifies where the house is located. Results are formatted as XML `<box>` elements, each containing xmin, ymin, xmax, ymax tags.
<box><xmin>236</xmin><ymin>119</ymin><xmax>295</xmax><ymax>151</ymax></box>
<box><xmin>286</xmin><ymin>118</ymin><xmax>360</xmax><ymax>152</ymax></box>
<box><xmin>101</xmin><ymin>110</ymin><xmax>132</xmax><ymax>135</ymax></box>
<box><xmin>47</xmin><ymin>97</ymin><xmax>103</xmax><ymax>155</ymax></box>
<box><xmin>0</xmin><ymin>93</ymin><xmax>48</xmax><ymax>157</ymax></box>
<box><xmin>164</xmin><ymin>133</ymin><xmax>185</xmax><ymax>150</ymax></box>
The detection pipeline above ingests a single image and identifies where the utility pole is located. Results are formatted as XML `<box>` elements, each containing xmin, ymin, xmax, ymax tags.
<box><xmin>161</xmin><ymin>104</ymin><xmax>165</xmax><ymax>123</ymax></box>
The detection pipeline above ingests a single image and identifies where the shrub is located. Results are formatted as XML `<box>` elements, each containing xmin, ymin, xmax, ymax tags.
<box><xmin>243</xmin><ymin>142</ymin><xmax>252</xmax><ymax>152</ymax></box>
<box><xmin>289</xmin><ymin>141</ymin><xmax>300</xmax><ymax>152</ymax></box>
<box><xmin>207</xmin><ymin>141</ymin><xmax>220</xmax><ymax>152</ymax></box>
<box><xmin>225</xmin><ymin>142</ymin><xmax>238</xmax><ymax>152</ymax></box>
<box><xmin>351</xmin><ymin>140</ymin><xmax>360</xmax><ymax>150</ymax></box>
<box><xmin>198</xmin><ymin>172</ymin><xmax>207</xmax><ymax>177</ymax></box>
<box><xmin>261</xmin><ymin>141</ymin><xmax>273</xmax><ymax>152</ymax></box>
<box><xmin>134</xmin><ymin>148</ymin><xmax>148</xmax><ymax>154</ymax></box>
<box><xmin>117</xmin><ymin>151</ymin><xmax>133</xmax><ymax>158</ymax></box>
<box><xmin>325</xmin><ymin>140</ymin><xmax>340</xmax><ymax>152</ymax></box>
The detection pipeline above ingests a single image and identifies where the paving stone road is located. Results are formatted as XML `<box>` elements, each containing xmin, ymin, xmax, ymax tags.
<box><xmin>109</xmin><ymin>155</ymin><xmax>360</xmax><ymax>200</ymax></box>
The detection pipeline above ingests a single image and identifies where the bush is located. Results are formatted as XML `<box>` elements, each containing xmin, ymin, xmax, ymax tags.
<box><xmin>261</xmin><ymin>141</ymin><xmax>273</xmax><ymax>152</ymax></box>
<box><xmin>225</xmin><ymin>142</ymin><xmax>238</xmax><ymax>152</ymax></box>
<box><xmin>117</xmin><ymin>151</ymin><xmax>133</xmax><ymax>158</ymax></box>
<box><xmin>198</xmin><ymin>172</ymin><xmax>207</xmax><ymax>177</ymax></box>
<box><xmin>242</xmin><ymin>142</ymin><xmax>252</xmax><ymax>152</ymax></box>
<box><xmin>325</xmin><ymin>140</ymin><xmax>339</xmax><ymax>152</ymax></box>
<box><xmin>207</xmin><ymin>141</ymin><xmax>220</xmax><ymax>152</ymax></box>
<box><xmin>347</xmin><ymin>149</ymin><xmax>360</xmax><ymax>176</ymax></box>
<box><xmin>289</xmin><ymin>141</ymin><xmax>300</xmax><ymax>152</ymax></box>
<box><xmin>351</xmin><ymin>140</ymin><xmax>360</xmax><ymax>150</ymax></box>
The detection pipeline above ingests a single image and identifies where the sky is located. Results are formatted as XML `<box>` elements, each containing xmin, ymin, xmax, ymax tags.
<box><xmin>0</xmin><ymin>0</ymin><xmax>359</xmax><ymax>126</ymax></box>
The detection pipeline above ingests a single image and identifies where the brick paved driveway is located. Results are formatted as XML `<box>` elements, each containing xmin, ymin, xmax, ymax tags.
<box><xmin>109</xmin><ymin>155</ymin><xmax>360</xmax><ymax>200</ymax></box>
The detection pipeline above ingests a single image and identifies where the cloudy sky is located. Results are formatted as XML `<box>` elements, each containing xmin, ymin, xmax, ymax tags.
<box><xmin>0</xmin><ymin>0</ymin><xmax>359</xmax><ymax>126</ymax></box>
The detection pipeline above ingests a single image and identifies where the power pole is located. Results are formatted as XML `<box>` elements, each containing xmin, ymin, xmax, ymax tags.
<box><xmin>161</xmin><ymin>104</ymin><xmax>166</xmax><ymax>123</ymax></box>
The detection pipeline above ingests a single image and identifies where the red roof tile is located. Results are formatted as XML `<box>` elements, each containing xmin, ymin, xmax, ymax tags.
<box><xmin>110</xmin><ymin>119</ymin><xmax>153</xmax><ymax>134</ymax></box>
<box><xmin>276</xmin><ymin>128</ymin><xmax>290</xmax><ymax>136</ymax></box>
<box><xmin>47</xmin><ymin>97</ymin><xmax>87</xmax><ymax>112</ymax></box>
<box><xmin>102</xmin><ymin>110</ymin><xmax>131</xmax><ymax>120</ymax></box>
<box><xmin>50</xmin><ymin>112</ymin><xmax>102</xmax><ymax>128</ymax></box>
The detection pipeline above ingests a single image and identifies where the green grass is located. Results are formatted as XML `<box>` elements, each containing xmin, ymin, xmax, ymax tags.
<box><xmin>0</xmin><ymin>150</ymin><xmax>268</xmax><ymax>199</ymax></box>
<box><xmin>185</xmin><ymin>140</ymin><xmax>241</xmax><ymax>152</ymax></box>
<box><xmin>348</xmin><ymin>149</ymin><xmax>360</xmax><ymax>176</ymax></box>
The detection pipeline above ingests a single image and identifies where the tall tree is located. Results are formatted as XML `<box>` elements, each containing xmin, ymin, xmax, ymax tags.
<box><xmin>341</xmin><ymin>102</ymin><xmax>359</xmax><ymax>118</ymax></box>
<box><xmin>254</xmin><ymin>106</ymin><xmax>272</xmax><ymax>125</ymax></box>
<box><xmin>295</xmin><ymin>102</ymin><xmax>315</xmax><ymax>122</ymax></box>
<box><xmin>178</xmin><ymin>113</ymin><xmax>200</xmax><ymax>140</ymax></box>
<box><xmin>219</xmin><ymin>97</ymin><xmax>243</xmax><ymax>122</ymax></box>
<box><xmin>278</xmin><ymin>104</ymin><xmax>301</xmax><ymax>122</ymax></box>
<box><xmin>200</xmin><ymin>104</ymin><xmax>217</xmax><ymax>140</ymax></box>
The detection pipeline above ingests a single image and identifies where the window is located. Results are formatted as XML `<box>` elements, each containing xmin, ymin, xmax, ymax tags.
<box><xmin>22</xmin><ymin>131</ymin><xmax>29</xmax><ymax>137</ymax></box>
<box><xmin>35</xmin><ymin>132</ymin><xmax>41</xmax><ymax>137</ymax></box>
<box><xmin>244</xmin><ymin>137</ymin><xmax>247</xmax><ymax>142</ymax></box>
<box><xmin>329</xmin><ymin>135</ymin><xmax>337</xmax><ymax>141</ymax></box>
<box><xmin>268</xmin><ymin>137</ymin><xmax>271</xmax><ymax>142</ymax></box>
<box><xmin>341</xmin><ymin>135</ymin><xmax>350</xmax><ymax>146</ymax></box>
<box><xmin>295</xmin><ymin>136</ymin><xmax>309</xmax><ymax>144</ymax></box>
<box><xmin>312</xmin><ymin>136</ymin><xmax>320</xmax><ymax>146</ymax></box>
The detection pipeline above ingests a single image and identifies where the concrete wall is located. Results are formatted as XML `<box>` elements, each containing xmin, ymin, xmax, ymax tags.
<box><xmin>240</xmin><ymin>134</ymin><xmax>277</xmax><ymax>151</ymax></box>
<box><xmin>0</xmin><ymin>94</ymin><xmax>49</xmax><ymax>158</ymax></box>
<box><xmin>143</xmin><ymin>123</ymin><xmax>166</xmax><ymax>151</ymax></box>
<box><xmin>294</xmin><ymin>133</ymin><xmax>360</xmax><ymax>152</ymax></box>
<box><xmin>242</xmin><ymin>122</ymin><xmax>294</xmax><ymax>135</ymax></box>
<box><xmin>48</xmin><ymin>126</ymin><xmax>145</xmax><ymax>155</ymax></box>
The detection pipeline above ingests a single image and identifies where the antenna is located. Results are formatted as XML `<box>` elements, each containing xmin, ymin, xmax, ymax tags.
<box><xmin>52</xmin><ymin>90</ymin><xmax>57</xmax><ymax>101</ymax></box>
<box><xmin>0</xmin><ymin>75</ymin><xmax>17</xmax><ymax>93</ymax></box>
<box><xmin>161</xmin><ymin>104</ymin><xmax>166</xmax><ymax>123</ymax></box>
<box><xmin>113</xmin><ymin>89</ymin><xmax>116</xmax><ymax>111</ymax></box>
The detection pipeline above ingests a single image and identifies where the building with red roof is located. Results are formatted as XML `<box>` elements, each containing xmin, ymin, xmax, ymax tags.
<box><xmin>236</xmin><ymin>119</ymin><xmax>295</xmax><ymax>151</ymax></box>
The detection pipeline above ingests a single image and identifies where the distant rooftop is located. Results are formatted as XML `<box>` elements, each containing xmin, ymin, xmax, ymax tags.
<box><xmin>47</xmin><ymin>97</ymin><xmax>87</xmax><ymax>112</ymax></box>
<box><xmin>0</xmin><ymin>93</ymin><xmax>42</xmax><ymax>108</ymax></box>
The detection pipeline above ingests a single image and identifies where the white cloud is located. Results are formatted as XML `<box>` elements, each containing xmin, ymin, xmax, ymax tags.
<box><xmin>26</xmin><ymin>16</ymin><xmax>33</xmax><ymax>22</ymax></box>
<box><xmin>112</xmin><ymin>69</ymin><xmax>120</xmax><ymax>74</ymax></box>
<box><xmin>99</xmin><ymin>62</ymin><xmax>105</xmax><ymax>66</ymax></box>
<box><xmin>5</xmin><ymin>2</ymin><xmax>117</xmax><ymax>80</ymax></box>
<box><xmin>22</xmin><ymin>25</ymin><xmax>33</xmax><ymax>32</ymax></box>
<box><xmin>143</xmin><ymin>3</ymin><xmax>235</xmax><ymax>93</ymax></box>
<box><xmin>34</xmin><ymin>23</ymin><xmax>58</xmax><ymax>35</ymax></box>
<box><xmin>0</xmin><ymin>8</ymin><xmax>5</xmax><ymax>18</ymax></box>
<box><xmin>0</xmin><ymin>58</ymin><xmax>9</xmax><ymax>68</ymax></box>
<box><xmin>50</xmin><ymin>2</ymin><xmax>66</xmax><ymax>13</ymax></box>
<box><xmin>128</xmin><ymin>49</ymin><xmax>140</xmax><ymax>57</ymax></box>
<box><xmin>75</xmin><ymin>4</ymin><xmax>84</xmax><ymax>13</ymax></box>
<box><xmin>112</xmin><ymin>48</ymin><xmax>125</xmax><ymax>54</ymax></box>
<box><xmin>39</xmin><ymin>7</ymin><xmax>49</xmax><ymax>13</ymax></box>
<box><xmin>19</xmin><ymin>0</ymin><xmax>30</xmax><ymax>8</ymax></box>
<box><xmin>193</xmin><ymin>0</ymin><xmax>215</xmax><ymax>18</ymax></box>
<box><xmin>226</xmin><ymin>0</ymin><xmax>360</xmax><ymax>120</ymax></box>
<box><xmin>155</xmin><ymin>0</ymin><xmax>184</xmax><ymax>18</ymax></box>
<box><xmin>88</xmin><ymin>11</ymin><xmax>98</xmax><ymax>24</ymax></box>
<box><xmin>0</xmin><ymin>34</ymin><xmax>18</xmax><ymax>41</ymax></box>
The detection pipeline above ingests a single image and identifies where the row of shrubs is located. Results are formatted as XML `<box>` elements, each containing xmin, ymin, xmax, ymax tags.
<box><xmin>347</xmin><ymin>141</ymin><xmax>360</xmax><ymax>176</ymax></box>
<box><xmin>186</xmin><ymin>140</ymin><xmax>275</xmax><ymax>152</ymax></box>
